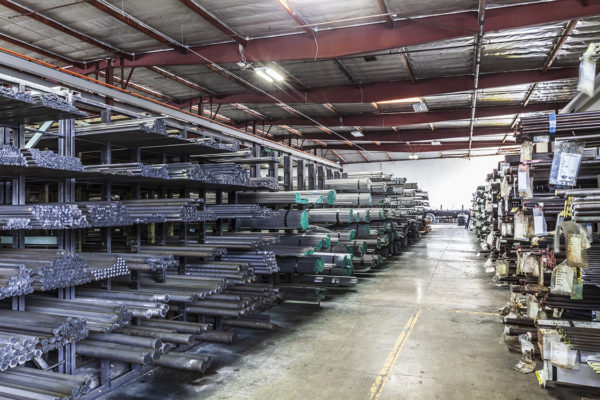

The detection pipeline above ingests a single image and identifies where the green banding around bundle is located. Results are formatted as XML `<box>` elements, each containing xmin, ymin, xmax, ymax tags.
<box><xmin>348</xmin><ymin>229</ymin><xmax>356</xmax><ymax>241</ymax></box>
<box><xmin>313</xmin><ymin>241</ymin><xmax>323</xmax><ymax>252</ymax></box>
<box><xmin>295</xmin><ymin>192</ymin><xmax>309</xmax><ymax>204</ymax></box>
<box><xmin>315</xmin><ymin>257</ymin><xmax>325</xmax><ymax>273</ymax></box>
<box><xmin>326</xmin><ymin>190</ymin><xmax>336</xmax><ymax>205</ymax></box>
<box><xmin>360</xmin><ymin>241</ymin><xmax>368</xmax><ymax>253</ymax></box>
<box><xmin>353</xmin><ymin>211</ymin><xmax>360</xmax><ymax>222</ymax></box>
<box><xmin>364</xmin><ymin>212</ymin><xmax>371</xmax><ymax>222</ymax></box>
<box><xmin>342</xmin><ymin>254</ymin><xmax>354</xmax><ymax>267</ymax></box>
<box><xmin>304</xmin><ymin>248</ymin><xmax>316</xmax><ymax>255</ymax></box>
<box><xmin>347</xmin><ymin>209</ymin><xmax>354</xmax><ymax>223</ymax></box>
<box><xmin>322</xmin><ymin>236</ymin><xmax>331</xmax><ymax>249</ymax></box>
<box><xmin>299</xmin><ymin>210</ymin><xmax>309</xmax><ymax>230</ymax></box>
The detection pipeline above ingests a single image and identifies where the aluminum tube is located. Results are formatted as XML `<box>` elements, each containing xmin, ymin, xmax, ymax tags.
<box><xmin>76</xmin><ymin>342</ymin><xmax>152</xmax><ymax>364</ymax></box>
<box><xmin>87</xmin><ymin>333</ymin><xmax>162</xmax><ymax>349</ymax></box>
<box><xmin>152</xmin><ymin>353</ymin><xmax>211</xmax><ymax>372</ymax></box>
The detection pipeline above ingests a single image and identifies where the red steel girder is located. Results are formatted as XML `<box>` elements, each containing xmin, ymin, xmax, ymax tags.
<box><xmin>68</xmin><ymin>0</ymin><xmax>600</xmax><ymax>71</ymax></box>
<box><xmin>173</xmin><ymin>68</ymin><xmax>578</xmax><ymax>105</ymax></box>
<box><xmin>179</xmin><ymin>0</ymin><xmax>247</xmax><ymax>46</ymax></box>
<box><xmin>304</xmin><ymin>140</ymin><xmax>513</xmax><ymax>152</ymax></box>
<box><xmin>256</xmin><ymin>103</ymin><xmax>565</xmax><ymax>128</ymax></box>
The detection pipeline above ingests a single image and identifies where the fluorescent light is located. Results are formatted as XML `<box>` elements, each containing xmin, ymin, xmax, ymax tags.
<box><xmin>350</xmin><ymin>130</ymin><xmax>364</xmax><ymax>137</ymax></box>
<box><xmin>265</xmin><ymin>68</ymin><xmax>285</xmax><ymax>82</ymax></box>
<box><xmin>409</xmin><ymin>153</ymin><xmax>419</xmax><ymax>160</ymax></box>
<box><xmin>255</xmin><ymin>69</ymin><xmax>274</xmax><ymax>83</ymax></box>
<box><xmin>412</xmin><ymin>102</ymin><xmax>428</xmax><ymax>112</ymax></box>
<box><xmin>376</xmin><ymin>97</ymin><xmax>421</xmax><ymax>105</ymax></box>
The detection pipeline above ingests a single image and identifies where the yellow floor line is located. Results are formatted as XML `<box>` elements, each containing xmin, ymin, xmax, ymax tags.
<box><xmin>368</xmin><ymin>310</ymin><xmax>421</xmax><ymax>400</ymax></box>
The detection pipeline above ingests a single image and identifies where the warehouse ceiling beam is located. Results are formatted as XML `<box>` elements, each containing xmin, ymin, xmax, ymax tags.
<box><xmin>170</xmin><ymin>67</ymin><xmax>578</xmax><ymax>105</ymax></box>
<box><xmin>252</xmin><ymin>103</ymin><xmax>565</xmax><ymax>128</ymax></box>
<box><xmin>86</xmin><ymin>0</ymin><xmax>188</xmax><ymax>54</ymax></box>
<box><xmin>0</xmin><ymin>32</ymin><xmax>83</xmax><ymax>68</ymax></box>
<box><xmin>304</xmin><ymin>140</ymin><xmax>513</xmax><ymax>152</ymax></box>
<box><xmin>468</xmin><ymin>0</ymin><xmax>486</xmax><ymax>158</ymax></box>
<box><xmin>400</xmin><ymin>48</ymin><xmax>416</xmax><ymax>84</ymax></box>
<box><xmin>277</xmin><ymin>0</ymin><xmax>314</xmax><ymax>36</ymax></box>
<box><xmin>377</xmin><ymin>0</ymin><xmax>394</xmax><ymax>29</ymax></box>
<box><xmin>542</xmin><ymin>19</ymin><xmax>579</xmax><ymax>73</ymax></box>
<box><xmin>146</xmin><ymin>66</ymin><xmax>216</xmax><ymax>96</ymax></box>
<box><xmin>68</xmin><ymin>0</ymin><xmax>600</xmax><ymax>70</ymax></box>
<box><xmin>179</xmin><ymin>0</ymin><xmax>247</xmax><ymax>46</ymax></box>
<box><xmin>0</xmin><ymin>0</ymin><xmax>133</xmax><ymax>59</ymax></box>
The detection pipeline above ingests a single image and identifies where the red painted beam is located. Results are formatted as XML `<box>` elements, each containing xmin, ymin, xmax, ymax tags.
<box><xmin>258</xmin><ymin>103</ymin><xmax>564</xmax><ymax>128</ymax></box>
<box><xmin>173</xmin><ymin>68</ymin><xmax>578</xmax><ymax>105</ymax></box>
<box><xmin>68</xmin><ymin>0</ymin><xmax>600</xmax><ymax>71</ymax></box>
<box><xmin>304</xmin><ymin>140</ymin><xmax>513</xmax><ymax>152</ymax></box>
<box><xmin>276</xmin><ymin>127</ymin><xmax>511</xmax><ymax>142</ymax></box>
<box><xmin>179</xmin><ymin>0</ymin><xmax>247</xmax><ymax>46</ymax></box>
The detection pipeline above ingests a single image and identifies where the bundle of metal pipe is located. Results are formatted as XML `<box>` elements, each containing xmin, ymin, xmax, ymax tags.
<box><xmin>278</xmin><ymin>234</ymin><xmax>330</xmax><ymax>251</ymax></box>
<box><xmin>181</xmin><ymin>263</ymin><xmax>255</xmax><ymax>285</ymax></box>
<box><xmin>195</xmin><ymin>163</ymin><xmax>252</xmax><ymax>186</ymax></box>
<box><xmin>277</xmin><ymin>255</ymin><xmax>325</xmax><ymax>274</ymax></box>
<box><xmin>206</xmin><ymin>204</ymin><xmax>276</xmax><ymax>219</ymax></box>
<box><xmin>139</xmin><ymin>244</ymin><xmax>225</xmax><ymax>258</ymax></box>
<box><xmin>346</xmin><ymin>171</ymin><xmax>385</xmax><ymax>180</ymax></box>
<box><xmin>333</xmin><ymin>193</ymin><xmax>372</xmax><ymax>207</ymax></box>
<box><xmin>277</xmin><ymin>284</ymin><xmax>326</xmax><ymax>303</ymax></box>
<box><xmin>307</xmin><ymin>209</ymin><xmax>354</xmax><ymax>225</ymax></box>
<box><xmin>77</xmin><ymin>201</ymin><xmax>133</xmax><ymax>227</ymax></box>
<box><xmin>0</xmin><ymin>366</ymin><xmax>92</xmax><ymax>399</ymax></box>
<box><xmin>557</xmin><ymin>326</ymin><xmax>600</xmax><ymax>352</ymax></box>
<box><xmin>152</xmin><ymin>351</ymin><xmax>211</xmax><ymax>372</ymax></box>
<box><xmin>237</xmin><ymin>191</ymin><xmax>323</xmax><ymax>205</ymax></box>
<box><xmin>223</xmin><ymin>283</ymin><xmax>281</xmax><ymax>309</ymax></box>
<box><xmin>0</xmin><ymin>263</ymin><xmax>33</xmax><ymax>298</ymax></box>
<box><xmin>250</xmin><ymin>177</ymin><xmax>279</xmax><ymax>190</ymax></box>
<box><xmin>203</xmin><ymin>235</ymin><xmax>275</xmax><ymax>250</ymax></box>
<box><xmin>161</xmin><ymin>162</ymin><xmax>216</xmax><ymax>182</ymax></box>
<box><xmin>0</xmin><ymin>145</ymin><xmax>25</xmax><ymax>166</ymax></box>
<box><xmin>518</xmin><ymin>111</ymin><xmax>600</xmax><ymax>139</ymax></box>
<box><xmin>76</xmin><ymin>117</ymin><xmax>166</xmax><ymax>136</ymax></box>
<box><xmin>0</xmin><ymin>330</ymin><xmax>40</xmax><ymax>371</ymax></box>
<box><xmin>21</xmin><ymin>148</ymin><xmax>84</xmax><ymax>171</ymax></box>
<box><xmin>84</xmin><ymin>162</ymin><xmax>169</xmax><ymax>179</ymax></box>
<box><xmin>21</xmin><ymin>296</ymin><xmax>130</xmax><ymax>333</ymax></box>
<box><xmin>0</xmin><ymin>309</ymin><xmax>86</xmax><ymax>353</ymax></box>
<box><xmin>129</xmin><ymin>276</ymin><xmax>226</xmax><ymax>299</ymax></box>
<box><xmin>221</xmin><ymin>251</ymin><xmax>278</xmax><ymax>274</ymax></box>
<box><xmin>325</xmin><ymin>178</ymin><xmax>371</xmax><ymax>193</ymax></box>
<box><xmin>239</xmin><ymin>209</ymin><xmax>308</xmax><ymax>230</ymax></box>
<box><xmin>115</xmin><ymin>325</ymin><xmax>197</xmax><ymax>345</ymax></box>
<box><xmin>0</xmin><ymin>250</ymin><xmax>90</xmax><ymax>290</ymax></box>
<box><xmin>73</xmin><ymin>295</ymin><xmax>168</xmax><ymax>319</ymax></box>
<box><xmin>123</xmin><ymin>199</ymin><xmax>216</xmax><ymax>223</ymax></box>
<box><xmin>113</xmin><ymin>253</ymin><xmax>176</xmax><ymax>272</ymax></box>
<box><xmin>180</xmin><ymin>294</ymin><xmax>257</xmax><ymax>318</ymax></box>
<box><xmin>292</xmin><ymin>274</ymin><xmax>358</xmax><ymax>287</ymax></box>
<box><xmin>77</xmin><ymin>340</ymin><xmax>158</xmax><ymax>365</ymax></box>
<box><xmin>370</xmin><ymin>182</ymin><xmax>388</xmax><ymax>194</ymax></box>
<box><xmin>0</xmin><ymin>204</ymin><xmax>89</xmax><ymax>230</ymax></box>
<box><xmin>139</xmin><ymin>319</ymin><xmax>212</xmax><ymax>334</ymax></box>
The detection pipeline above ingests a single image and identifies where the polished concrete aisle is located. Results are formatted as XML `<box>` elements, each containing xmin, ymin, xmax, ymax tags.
<box><xmin>110</xmin><ymin>226</ymin><xmax>571</xmax><ymax>400</ymax></box>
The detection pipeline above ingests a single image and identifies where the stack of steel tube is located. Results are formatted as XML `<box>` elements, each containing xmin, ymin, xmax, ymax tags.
<box><xmin>0</xmin><ymin>366</ymin><xmax>92</xmax><ymax>399</ymax></box>
<box><xmin>307</xmin><ymin>208</ymin><xmax>354</xmax><ymax>225</ymax></box>
<box><xmin>206</xmin><ymin>204</ymin><xmax>276</xmax><ymax>219</ymax></box>
<box><xmin>139</xmin><ymin>244</ymin><xmax>226</xmax><ymax>258</ymax></box>
<box><xmin>518</xmin><ymin>110</ymin><xmax>600</xmax><ymax>140</ymax></box>
<box><xmin>77</xmin><ymin>201</ymin><xmax>133</xmax><ymax>227</ymax></box>
<box><xmin>239</xmin><ymin>209</ymin><xmax>308</xmax><ymax>230</ymax></box>
<box><xmin>82</xmin><ymin>254</ymin><xmax>129</xmax><ymax>281</ymax></box>
<box><xmin>114</xmin><ymin>253</ymin><xmax>176</xmax><ymax>272</ymax></box>
<box><xmin>333</xmin><ymin>193</ymin><xmax>372</xmax><ymax>207</ymax></box>
<box><xmin>325</xmin><ymin>178</ymin><xmax>371</xmax><ymax>193</ymax></box>
<box><xmin>72</xmin><ymin>294</ymin><xmax>168</xmax><ymax>319</ymax></box>
<box><xmin>84</xmin><ymin>162</ymin><xmax>169</xmax><ymax>179</ymax></box>
<box><xmin>0</xmin><ymin>204</ymin><xmax>89</xmax><ymax>230</ymax></box>
<box><xmin>77</xmin><ymin>339</ymin><xmax>160</xmax><ymax>366</ymax></box>
<box><xmin>181</xmin><ymin>263</ymin><xmax>256</xmax><ymax>285</ymax></box>
<box><xmin>221</xmin><ymin>250</ymin><xmax>279</xmax><ymax>274</ymax></box>
<box><xmin>123</xmin><ymin>199</ymin><xmax>216</xmax><ymax>223</ymax></box>
<box><xmin>0</xmin><ymin>263</ymin><xmax>33</xmax><ymax>298</ymax></box>
<box><xmin>20</xmin><ymin>148</ymin><xmax>84</xmax><ymax>171</ymax></box>
<box><xmin>0</xmin><ymin>145</ymin><xmax>25</xmax><ymax>166</ymax></box>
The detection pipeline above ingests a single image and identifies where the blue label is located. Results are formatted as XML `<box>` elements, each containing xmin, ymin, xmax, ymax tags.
<box><xmin>549</xmin><ymin>113</ymin><xmax>556</xmax><ymax>134</ymax></box>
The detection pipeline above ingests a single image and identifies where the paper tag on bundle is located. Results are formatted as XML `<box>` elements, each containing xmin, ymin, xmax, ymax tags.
<box><xmin>578</xmin><ymin>58</ymin><xmax>596</xmax><ymax>97</ymax></box>
<box><xmin>551</xmin><ymin>263</ymin><xmax>575</xmax><ymax>295</ymax></box>
<box><xmin>534</xmin><ymin>135</ymin><xmax>550</xmax><ymax>143</ymax></box>
<box><xmin>518</xmin><ymin>171</ymin><xmax>529</xmax><ymax>192</ymax></box>
<box><xmin>558</xmin><ymin>153</ymin><xmax>581</xmax><ymax>184</ymax></box>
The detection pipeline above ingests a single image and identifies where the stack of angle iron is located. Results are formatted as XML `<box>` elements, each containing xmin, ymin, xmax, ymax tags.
<box><xmin>20</xmin><ymin>148</ymin><xmax>84</xmax><ymax>171</ymax></box>
<box><xmin>250</xmin><ymin>176</ymin><xmax>279</xmax><ymax>190</ymax></box>
<box><xmin>84</xmin><ymin>162</ymin><xmax>169</xmax><ymax>179</ymax></box>
<box><xmin>0</xmin><ymin>204</ymin><xmax>89</xmax><ymax>230</ymax></box>
<box><xmin>237</xmin><ymin>190</ymin><xmax>336</xmax><ymax>205</ymax></box>
<box><xmin>0</xmin><ymin>249</ymin><xmax>90</xmax><ymax>290</ymax></box>
<box><xmin>206</xmin><ymin>204</ymin><xmax>277</xmax><ymax>219</ymax></box>
<box><xmin>182</xmin><ymin>262</ymin><xmax>256</xmax><ymax>285</ymax></box>
<box><xmin>77</xmin><ymin>201</ymin><xmax>133</xmax><ymax>227</ymax></box>
<box><xmin>0</xmin><ymin>310</ymin><xmax>87</xmax><ymax>353</ymax></box>
<box><xmin>240</xmin><ymin>209</ymin><xmax>309</xmax><ymax>230</ymax></box>
<box><xmin>220</xmin><ymin>251</ymin><xmax>279</xmax><ymax>275</ymax></box>
<box><xmin>518</xmin><ymin>110</ymin><xmax>600</xmax><ymax>140</ymax></box>
<box><xmin>162</xmin><ymin>162</ymin><xmax>216</xmax><ymax>182</ymax></box>
<box><xmin>123</xmin><ymin>199</ymin><xmax>216</xmax><ymax>223</ymax></box>
<box><xmin>0</xmin><ymin>366</ymin><xmax>92</xmax><ymax>399</ymax></box>
<box><xmin>195</xmin><ymin>163</ymin><xmax>252</xmax><ymax>186</ymax></box>
<box><xmin>0</xmin><ymin>145</ymin><xmax>26</xmax><ymax>166</ymax></box>
<box><xmin>0</xmin><ymin>263</ymin><xmax>33</xmax><ymax>298</ymax></box>
<box><xmin>21</xmin><ymin>296</ymin><xmax>130</xmax><ymax>333</ymax></box>
<box><xmin>82</xmin><ymin>254</ymin><xmax>129</xmax><ymax>281</ymax></box>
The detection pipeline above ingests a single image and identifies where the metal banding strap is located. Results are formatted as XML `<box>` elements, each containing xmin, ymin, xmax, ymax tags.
<box><xmin>284</xmin><ymin>209</ymin><xmax>290</xmax><ymax>228</ymax></box>
<box><xmin>549</xmin><ymin>113</ymin><xmax>557</xmax><ymax>134</ymax></box>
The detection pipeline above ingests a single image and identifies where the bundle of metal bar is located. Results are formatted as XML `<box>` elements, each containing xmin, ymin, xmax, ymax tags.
<box><xmin>0</xmin><ymin>250</ymin><xmax>90</xmax><ymax>290</ymax></box>
<box><xmin>0</xmin><ymin>330</ymin><xmax>40</xmax><ymax>371</ymax></box>
<box><xmin>139</xmin><ymin>244</ymin><xmax>225</xmax><ymax>258</ymax></box>
<box><xmin>115</xmin><ymin>325</ymin><xmax>196</xmax><ymax>345</ymax></box>
<box><xmin>123</xmin><ymin>199</ymin><xmax>216</xmax><ymax>223</ymax></box>
<box><xmin>0</xmin><ymin>204</ymin><xmax>89</xmax><ymax>230</ymax></box>
<box><xmin>195</xmin><ymin>163</ymin><xmax>252</xmax><ymax>186</ymax></box>
<box><xmin>0</xmin><ymin>263</ymin><xmax>33</xmax><ymax>298</ymax></box>
<box><xmin>333</xmin><ymin>193</ymin><xmax>372</xmax><ymax>207</ymax></box>
<box><xmin>0</xmin><ymin>145</ymin><xmax>26</xmax><ymax>166</ymax></box>
<box><xmin>84</xmin><ymin>162</ymin><xmax>169</xmax><ymax>179</ymax></box>
<box><xmin>20</xmin><ymin>148</ymin><xmax>84</xmax><ymax>171</ymax></box>
<box><xmin>152</xmin><ymin>351</ymin><xmax>211</xmax><ymax>372</ymax></box>
<box><xmin>203</xmin><ymin>235</ymin><xmax>274</xmax><ymax>250</ymax></box>
<box><xmin>139</xmin><ymin>319</ymin><xmax>212</xmax><ymax>334</ymax></box>
<box><xmin>277</xmin><ymin>284</ymin><xmax>326</xmax><ymax>303</ymax></box>
<box><xmin>129</xmin><ymin>276</ymin><xmax>226</xmax><ymax>299</ymax></box>
<box><xmin>370</xmin><ymin>182</ymin><xmax>388</xmax><ymax>194</ymax></box>
<box><xmin>206</xmin><ymin>204</ymin><xmax>276</xmax><ymax>219</ymax></box>
<box><xmin>307</xmin><ymin>209</ymin><xmax>354</xmax><ymax>225</ymax></box>
<box><xmin>292</xmin><ymin>274</ymin><xmax>358</xmax><ymax>287</ymax></box>
<box><xmin>77</xmin><ymin>201</ymin><xmax>133</xmax><ymax>227</ymax></box>
<box><xmin>0</xmin><ymin>366</ymin><xmax>92</xmax><ymax>399</ymax></box>
<box><xmin>325</xmin><ymin>178</ymin><xmax>371</xmax><ymax>193</ymax></box>
<box><xmin>113</xmin><ymin>253</ymin><xmax>176</xmax><ymax>272</ymax></box>
<box><xmin>278</xmin><ymin>234</ymin><xmax>330</xmax><ymax>251</ymax></box>
<box><xmin>77</xmin><ymin>340</ymin><xmax>158</xmax><ymax>365</ymax></box>
<box><xmin>250</xmin><ymin>177</ymin><xmax>279</xmax><ymax>190</ymax></box>
<box><xmin>237</xmin><ymin>191</ymin><xmax>322</xmax><ymax>205</ymax></box>
<box><xmin>181</xmin><ymin>263</ymin><xmax>255</xmax><ymax>285</ymax></box>
<box><xmin>0</xmin><ymin>309</ymin><xmax>86</xmax><ymax>353</ymax></box>
<box><xmin>558</xmin><ymin>326</ymin><xmax>600</xmax><ymax>352</ymax></box>
<box><xmin>220</xmin><ymin>251</ymin><xmax>278</xmax><ymax>274</ymax></box>
<box><xmin>160</xmin><ymin>162</ymin><xmax>216</xmax><ymax>182</ymax></box>
<box><xmin>346</xmin><ymin>171</ymin><xmax>385</xmax><ymax>180</ymax></box>
<box><xmin>239</xmin><ymin>209</ymin><xmax>308</xmax><ymax>230</ymax></box>
<box><xmin>21</xmin><ymin>296</ymin><xmax>130</xmax><ymax>333</ymax></box>
<box><xmin>277</xmin><ymin>255</ymin><xmax>325</xmax><ymax>275</ymax></box>
<box><xmin>78</xmin><ymin>254</ymin><xmax>129</xmax><ymax>281</ymax></box>
<box><xmin>519</xmin><ymin>111</ymin><xmax>600</xmax><ymax>139</ymax></box>
<box><xmin>76</xmin><ymin>117</ymin><xmax>167</xmax><ymax>136</ymax></box>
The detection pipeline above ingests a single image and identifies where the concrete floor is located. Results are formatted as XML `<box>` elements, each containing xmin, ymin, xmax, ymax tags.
<box><xmin>109</xmin><ymin>225</ymin><xmax>580</xmax><ymax>400</ymax></box>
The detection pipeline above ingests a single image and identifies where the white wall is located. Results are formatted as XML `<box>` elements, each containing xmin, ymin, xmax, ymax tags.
<box><xmin>344</xmin><ymin>156</ymin><xmax>503</xmax><ymax>210</ymax></box>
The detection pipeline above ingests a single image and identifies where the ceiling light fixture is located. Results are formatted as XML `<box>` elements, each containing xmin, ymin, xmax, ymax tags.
<box><xmin>264</xmin><ymin>68</ymin><xmax>285</xmax><ymax>82</ymax></box>
<box><xmin>409</xmin><ymin>153</ymin><xmax>419</xmax><ymax>160</ymax></box>
<box><xmin>413</xmin><ymin>102</ymin><xmax>428</xmax><ymax>112</ymax></box>
<box><xmin>350</xmin><ymin>130</ymin><xmax>364</xmax><ymax>137</ymax></box>
<box><xmin>255</xmin><ymin>69</ymin><xmax>273</xmax><ymax>83</ymax></box>
<box><xmin>376</xmin><ymin>97</ymin><xmax>421</xmax><ymax>105</ymax></box>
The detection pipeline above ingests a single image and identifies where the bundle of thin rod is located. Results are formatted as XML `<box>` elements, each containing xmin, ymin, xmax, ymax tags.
<box><xmin>307</xmin><ymin>208</ymin><xmax>353</xmax><ymax>225</ymax></box>
<box><xmin>84</xmin><ymin>162</ymin><xmax>169</xmax><ymax>179</ymax></box>
<box><xmin>82</xmin><ymin>254</ymin><xmax>129</xmax><ymax>281</ymax></box>
<box><xmin>182</xmin><ymin>262</ymin><xmax>256</xmax><ymax>285</ymax></box>
<box><xmin>557</xmin><ymin>326</ymin><xmax>600</xmax><ymax>352</ymax></box>
<box><xmin>161</xmin><ymin>162</ymin><xmax>216</xmax><ymax>182</ymax></box>
<box><xmin>333</xmin><ymin>193</ymin><xmax>372</xmax><ymax>207</ymax></box>
<box><xmin>22</xmin><ymin>296</ymin><xmax>130</xmax><ymax>333</ymax></box>
<box><xmin>21</xmin><ymin>148</ymin><xmax>84</xmax><ymax>171</ymax></box>
<box><xmin>71</xmin><ymin>293</ymin><xmax>168</xmax><ymax>319</ymax></box>
<box><xmin>114</xmin><ymin>253</ymin><xmax>177</xmax><ymax>272</ymax></box>
<box><xmin>584</xmin><ymin>246</ymin><xmax>600</xmax><ymax>284</ymax></box>
<box><xmin>0</xmin><ymin>263</ymin><xmax>33</xmax><ymax>298</ymax></box>
<box><xmin>203</xmin><ymin>235</ymin><xmax>275</xmax><ymax>250</ymax></box>
<box><xmin>0</xmin><ymin>330</ymin><xmax>40</xmax><ymax>371</ymax></box>
<box><xmin>0</xmin><ymin>250</ymin><xmax>90</xmax><ymax>290</ymax></box>
<box><xmin>114</xmin><ymin>274</ymin><xmax>226</xmax><ymax>300</ymax></box>
<box><xmin>250</xmin><ymin>176</ymin><xmax>279</xmax><ymax>190</ymax></box>
<box><xmin>123</xmin><ymin>199</ymin><xmax>216</xmax><ymax>223</ymax></box>
<box><xmin>78</xmin><ymin>201</ymin><xmax>133</xmax><ymax>227</ymax></box>
<box><xmin>206</xmin><ymin>204</ymin><xmax>276</xmax><ymax>219</ymax></box>
<box><xmin>0</xmin><ymin>366</ymin><xmax>92</xmax><ymax>399</ymax></box>
<box><xmin>237</xmin><ymin>191</ymin><xmax>323</xmax><ymax>205</ymax></box>
<box><xmin>221</xmin><ymin>251</ymin><xmax>279</xmax><ymax>274</ymax></box>
<box><xmin>0</xmin><ymin>145</ymin><xmax>25</xmax><ymax>166</ymax></box>
<box><xmin>0</xmin><ymin>204</ymin><xmax>89</xmax><ymax>230</ymax></box>
<box><xmin>587</xmin><ymin>355</ymin><xmax>600</xmax><ymax>374</ymax></box>
<box><xmin>0</xmin><ymin>309</ymin><xmax>87</xmax><ymax>353</ymax></box>
<box><xmin>518</xmin><ymin>110</ymin><xmax>600</xmax><ymax>140</ymax></box>
<box><xmin>195</xmin><ymin>163</ymin><xmax>252</xmax><ymax>186</ymax></box>
<box><xmin>76</xmin><ymin>117</ymin><xmax>166</xmax><ymax>136</ymax></box>
<box><xmin>239</xmin><ymin>209</ymin><xmax>309</xmax><ymax>230</ymax></box>
<box><xmin>325</xmin><ymin>178</ymin><xmax>371</xmax><ymax>193</ymax></box>
<box><xmin>139</xmin><ymin>244</ymin><xmax>226</xmax><ymax>258</ymax></box>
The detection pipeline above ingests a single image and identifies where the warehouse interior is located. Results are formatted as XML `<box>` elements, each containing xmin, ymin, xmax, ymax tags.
<box><xmin>0</xmin><ymin>0</ymin><xmax>597</xmax><ymax>399</ymax></box>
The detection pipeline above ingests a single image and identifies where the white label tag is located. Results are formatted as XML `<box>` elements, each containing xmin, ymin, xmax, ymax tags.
<box><xmin>534</xmin><ymin>214</ymin><xmax>546</xmax><ymax>236</ymax></box>
<box><xmin>518</xmin><ymin>171</ymin><xmax>529</xmax><ymax>191</ymax></box>
<box><xmin>558</xmin><ymin>153</ymin><xmax>581</xmax><ymax>183</ymax></box>
<box><xmin>551</xmin><ymin>341</ymin><xmax>570</xmax><ymax>367</ymax></box>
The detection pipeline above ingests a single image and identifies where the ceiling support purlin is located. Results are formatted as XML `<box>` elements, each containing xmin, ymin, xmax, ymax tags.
<box><xmin>304</xmin><ymin>140</ymin><xmax>514</xmax><ymax>152</ymax></box>
<box><xmin>542</xmin><ymin>19</ymin><xmax>579</xmax><ymax>73</ymax></box>
<box><xmin>146</xmin><ymin>66</ymin><xmax>216</xmax><ymax>96</ymax></box>
<box><xmin>0</xmin><ymin>32</ymin><xmax>83</xmax><ymax>67</ymax></box>
<box><xmin>179</xmin><ymin>0</ymin><xmax>247</xmax><ymax>46</ymax></box>
<box><xmin>68</xmin><ymin>0</ymin><xmax>600</xmax><ymax>71</ymax></box>
<box><xmin>86</xmin><ymin>0</ymin><xmax>188</xmax><ymax>54</ymax></box>
<box><xmin>468</xmin><ymin>0</ymin><xmax>485</xmax><ymax>159</ymax></box>
<box><xmin>0</xmin><ymin>0</ymin><xmax>132</xmax><ymax>59</ymax></box>
<box><xmin>277</xmin><ymin>0</ymin><xmax>314</xmax><ymax>35</ymax></box>
<box><xmin>377</xmin><ymin>0</ymin><xmax>394</xmax><ymax>29</ymax></box>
